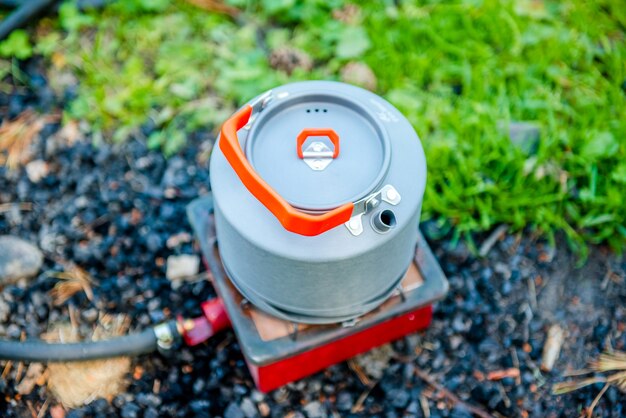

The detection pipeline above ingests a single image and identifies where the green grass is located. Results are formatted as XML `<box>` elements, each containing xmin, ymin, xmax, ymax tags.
<box><xmin>1</xmin><ymin>0</ymin><xmax>625</xmax><ymax>253</ymax></box>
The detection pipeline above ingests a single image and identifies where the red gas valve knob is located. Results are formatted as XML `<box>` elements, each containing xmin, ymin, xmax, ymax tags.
<box><xmin>179</xmin><ymin>298</ymin><xmax>231</xmax><ymax>346</ymax></box>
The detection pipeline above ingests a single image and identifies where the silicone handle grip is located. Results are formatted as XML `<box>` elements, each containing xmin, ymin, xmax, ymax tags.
<box><xmin>219</xmin><ymin>105</ymin><xmax>354</xmax><ymax>236</ymax></box>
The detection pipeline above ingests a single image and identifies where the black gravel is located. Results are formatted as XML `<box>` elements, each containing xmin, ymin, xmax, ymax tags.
<box><xmin>0</xmin><ymin>60</ymin><xmax>625</xmax><ymax>417</ymax></box>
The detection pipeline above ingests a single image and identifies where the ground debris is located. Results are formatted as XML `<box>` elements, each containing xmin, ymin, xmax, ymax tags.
<box><xmin>414</xmin><ymin>367</ymin><xmax>495</xmax><ymax>418</ymax></box>
<box><xmin>478</xmin><ymin>225</ymin><xmax>509</xmax><ymax>257</ymax></box>
<box><xmin>541</xmin><ymin>324</ymin><xmax>565</xmax><ymax>372</ymax></box>
<box><xmin>0</xmin><ymin>111</ymin><xmax>58</xmax><ymax>169</ymax></box>
<box><xmin>166</xmin><ymin>254</ymin><xmax>200</xmax><ymax>280</ymax></box>
<box><xmin>352</xmin><ymin>343</ymin><xmax>394</xmax><ymax>380</ymax></box>
<box><xmin>16</xmin><ymin>363</ymin><xmax>46</xmax><ymax>395</ymax></box>
<box><xmin>553</xmin><ymin>350</ymin><xmax>626</xmax><ymax>417</ymax></box>
<box><xmin>48</xmin><ymin>263</ymin><xmax>94</xmax><ymax>306</ymax></box>
<box><xmin>486</xmin><ymin>368</ymin><xmax>520</xmax><ymax>381</ymax></box>
<box><xmin>46</xmin><ymin>316</ymin><xmax>131</xmax><ymax>409</ymax></box>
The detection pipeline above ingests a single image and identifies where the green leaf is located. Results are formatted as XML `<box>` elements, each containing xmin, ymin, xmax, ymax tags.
<box><xmin>34</xmin><ymin>32</ymin><xmax>62</xmax><ymax>56</ymax></box>
<box><xmin>262</xmin><ymin>0</ymin><xmax>296</xmax><ymax>15</ymax></box>
<box><xmin>611</xmin><ymin>163</ymin><xmax>626</xmax><ymax>184</ymax></box>
<box><xmin>163</xmin><ymin>129</ymin><xmax>186</xmax><ymax>156</ymax></box>
<box><xmin>139</xmin><ymin>0</ymin><xmax>169</xmax><ymax>12</ymax></box>
<box><xmin>0</xmin><ymin>30</ymin><xmax>33</xmax><ymax>60</ymax></box>
<box><xmin>336</xmin><ymin>26</ymin><xmax>371</xmax><ymax>59</ymax></box>
<box><xmin>59</xmin><ymin>2</ymin><xmax>95</xmax><ymax>32</ymax></box>
<box><xmin>147</xmin><ymin>131</ymin><xmax>165</xmax><ymax>150</ymax></box>
<box><xmin>581</xmin><ymin>131</ymin><xmax>618</xmax><ymax>160</ymax></box>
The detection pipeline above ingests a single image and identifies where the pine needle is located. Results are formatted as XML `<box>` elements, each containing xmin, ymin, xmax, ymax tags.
<box><xmin>552</xmin><ymin>350</ymin><xmax>626</xmax><ymax>413</ymax></box>
<box><xmin>590</xmin><ymin>351</ymin><xmax>626</xmax><ymax>373</ymax></box>
<box><xmin>0</xmin><ymin>111</ymin><xmax>57</xmax><ymax>169</ymax></box>
<box><xmin>49</xmin><ymin>264</ymin><xmax>94</xmax><ymax>306</ymax></box>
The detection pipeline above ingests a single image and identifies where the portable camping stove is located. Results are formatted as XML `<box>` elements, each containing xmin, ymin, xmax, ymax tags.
<box><xmin>186</xmin><ymin>195</ymin><xmax>448</xmax><ymax>392</ymax></box>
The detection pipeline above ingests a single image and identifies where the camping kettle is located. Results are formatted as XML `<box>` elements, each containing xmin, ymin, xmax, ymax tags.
<box><xmin>210</xmin><ymin>81</ymin><xmax>427</xmax><ymax>324</ymax></box>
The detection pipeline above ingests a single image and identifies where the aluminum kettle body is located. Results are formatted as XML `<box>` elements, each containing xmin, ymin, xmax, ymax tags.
<box><xmin>210</xmin><ymin>81</ymin><xmax>427</xmax><ymax>324</ymax></box>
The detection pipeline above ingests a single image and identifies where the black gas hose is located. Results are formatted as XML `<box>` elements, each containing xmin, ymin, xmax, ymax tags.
<box><xmin>0</xmin><ymin>320</ymin><xmax>180</xmax><ymax>362</ymax></box>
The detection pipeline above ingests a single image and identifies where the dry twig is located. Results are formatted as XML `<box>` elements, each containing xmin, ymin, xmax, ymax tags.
<box><xmin>351</xmin><ymin>382</ymin><xmax>377</xmax><ymax>413</ymax></box>
<box><xmin>487</xmin><ymin>368</ymin><xmax>520</xmax><ymax>381</ymax></box>
<box><xmin>587</xmin><ymin>383</ymin><xmax>609</xmax><ymax>418</ymax></box>
<box><xmin>348</xmin><ymin>358</ymin><xmax>373</xmax><ymax>387</ymax></box>
<box><xmin>414</xmin><ymin>368</ymin><xmax>495</xmax><ymax>418</ymax></box>
<box><xmin>552</xmin><ymin>350</ymin><xmax>626</xmax><ymax>414</ymax></box>
<box><xmin>0</xmin><ymin>202</ymin><xmax>33</xmax><ymax>213</ymax></box>
<box><xmin>478</xmin><ymin>224</ymin><xmax>508</xmax><ymax>257</ymax></box>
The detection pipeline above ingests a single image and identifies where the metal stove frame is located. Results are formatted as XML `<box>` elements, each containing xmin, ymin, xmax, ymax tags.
<box><xmin>187</xmin><ymin>195</ymin><xmax>448</xmax><ymax>391</ymax></box>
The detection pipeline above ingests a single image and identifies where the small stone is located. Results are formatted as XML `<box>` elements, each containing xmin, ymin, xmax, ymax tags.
<box><xmin>145</xmin><ymin>232</ymin><xmax>163</xmax><ymax>252</ymax></box>
<box><xmin>25</xmin><ymin>159</ymin><xmax>49</xmax><ymax>183</ymax></box>
<box><xmin>406</xmin><ymin>400</ymin><xmax>419</xmax><ymax>414</ymax></box>
<box><xmin>120</xmin><ymin>403</ymin><xmax>140</xmax><ymax>418</ymax></box>
<box><xmin>224</xmin><ymin>402</ymin><xmax>245</xmax><ymax>418</ymax></box>
<box><xmin>165</xmin><ymin>254</ymin><xmax>200</xmax><ymax>280</ymax></box>
<box><xmin>386</xmin><ymin>388</ymin><xmax>410</xmax><ymax>409</ymax></box>
<box><xmin>450</xmin><ymin>404</ymin><xmax>473</xmax><ymax>418</ymax></box>
<box><xmin>136</xmin><ymin>392</ymin><xmax>161</xmax><ymax>408</ymax></box>
<box><xmin>0</xmin><ymin>296</ymin><xmax>10</xmax><ymax>322</ymax></box>
<box><xmin>161</xmin><ymin>156</ymin><xmax>187</xmax><ymax>188</ymax></box>
<box><xmin>449</xmin><ymin>335</ymin><xmax>463</xmax><ymax>350</ymax></box>
<box><xmin>189</xmin><ymin>399</ymin><xmax>211</xmax><ymax>414</ymax></box>
<box><xmin>250</xmin><ymin>390</ymin><xmax>265</xmax><ymax>403</ymax></box>
<box><xmin>340</xmin><ymin>62</ymin><xmax>377</xmax><ymax>91</ymax></box>
<box><xmin>81</xmin><ymin>308</ymin><xmax>98</xmax><ymax>323</ymax></box>
<box><xmin>240</xmin><ymin>397</ymin><xmax>258</xmax><ymax>418</ymax></box>
<box><xmin>336</xmin><ymin>391</ymin><xmax>353</xmax><ymax>411</ymax></box>
<box><xmin>0</xmin><ymin>236</ymin><xmax>43</xmax><ymax>283</ymax></box>
<box><xmin>144</xmin><ymin>408</ymin><xmax>159</xmax><ymax>418</ymax></box>
<box><xmin>302</xmin><ymin>401</ymin><xmax>325</xmax><ymax>418</ymax></box>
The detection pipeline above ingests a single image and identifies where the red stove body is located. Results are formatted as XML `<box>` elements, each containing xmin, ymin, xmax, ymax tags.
<box><xmin>187</xmin><ymin>196</ymin><xmax>448</xmax><ymax>392</ymax></box>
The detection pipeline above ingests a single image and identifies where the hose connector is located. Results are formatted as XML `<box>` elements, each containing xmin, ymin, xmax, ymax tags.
<box><xmin>179</xmin><ymin>298</ymin><xmax>231</xmax><ymax>347</ymax></box>
<box><xmin>153</xmin><ymin>320</ymin><xmax>181</xmax><ymax>355</ymax></box>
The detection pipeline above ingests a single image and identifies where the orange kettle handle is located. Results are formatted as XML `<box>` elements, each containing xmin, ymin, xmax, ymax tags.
<box><xmin>219</xmin><ymin>105</ymin><xmax>354</xmax><ymax>236</ymax></box>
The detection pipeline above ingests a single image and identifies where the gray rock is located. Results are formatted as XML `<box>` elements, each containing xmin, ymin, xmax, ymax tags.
<box><xmin>302</xmin><ymin>401</ymin><xmax>326</xmax><ymax>418</ymax></box>
<box><xmin>81</xmin><ymin>308</ymin><xmax>99</xmax><ymax>323</ymax></box>
<box><xmin>500</xmin><ymin>121</ymin><xmax>540</xmax><ymax>155</ymax></box>
<box><xmin>224</xmin><ymin>402</ymin><xmax>245</xmax><ymax>418</ymax></box>
<box><xmin>336</xmin><ymin>391</ymin><xmax>353</xmax><ymax>411</ymax></box>
<box><xmin>240</xmin><ymin>397</ymin><xmax>258</xmax><ymax>418</ymax></box>
<box><xmin>0</xmin><ymin>296</ymin><xmax>10</xmax><ymax>322</ymax></box>
<box><xmin>250</xmin><ymin>390</ymin><xmax>265</xmax><ymax>403</ymax></box>
<box><xmin>0</xmin><ymin>236</ymin><xmax>43</xmax><ymax>283</ymax></box>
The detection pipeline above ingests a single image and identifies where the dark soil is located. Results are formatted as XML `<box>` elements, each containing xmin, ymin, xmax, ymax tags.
<box><xmin>0</xmin><ymin>60</ymin><xmax>625</xmax><ymax>418</ymax></box>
